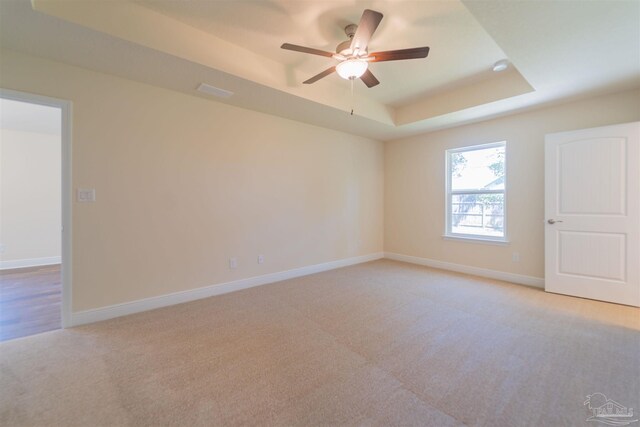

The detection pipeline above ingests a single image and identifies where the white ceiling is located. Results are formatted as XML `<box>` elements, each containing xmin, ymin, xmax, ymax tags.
<box><xmin>0</xmin><ymin>0</ymin><xmax>638</xmax><ymax>140</ymax></box>
<box><xmin>136</xmin><ymin>0</ymin><xmax>510</xmax><ymax>107</ymax></box>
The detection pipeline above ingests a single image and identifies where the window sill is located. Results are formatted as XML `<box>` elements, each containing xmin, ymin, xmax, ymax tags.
<box><xmin>442</xmin><ymin>235</ymin><xmax>510</xmax><ymax>246</ymax></box>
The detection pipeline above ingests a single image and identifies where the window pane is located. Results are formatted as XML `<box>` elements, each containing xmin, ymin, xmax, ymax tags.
<box><xmin>451</xmin><ymin>145</ymin><xmax>505</xmax><ymax>191</ymax></box>
<box><xmin>451</xmin><ymin>193</ymin><xmax>504</xmax><ymax>237</ymax></box>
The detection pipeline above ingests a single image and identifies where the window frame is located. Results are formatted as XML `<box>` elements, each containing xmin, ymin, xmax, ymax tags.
<box><xmin>445</xmin><ymin>141</ymin><xmax>508</xmax><ymax>243</ymax></box>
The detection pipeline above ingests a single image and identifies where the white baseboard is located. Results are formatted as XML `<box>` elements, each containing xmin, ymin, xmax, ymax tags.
<box><xmin>384</xmin><ymin>252</ymin><xmax>544</xmax><ymax>289</ymax></box>
<box><xmin>0</xmin><ymin>256</ymin><xmax>61</xmax><ymax>270</ymax></box>
<box><xmin>71</xmin><ymin>252</ymin><xmax>384</xmax><ymax>327</ymax></box>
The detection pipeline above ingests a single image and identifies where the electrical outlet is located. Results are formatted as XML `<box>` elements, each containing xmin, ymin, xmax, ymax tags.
<box><xmin>229</xmin><ymin>257</ymin><xmax>238</xmax><ymax>269</ymax></box>
<box><xmin>0</xmin><ymin>244</ymin><xmax>5</xmax><ymax>254</ymax></box>
<box><xmin>258</xmin><ymin>255</ymin><xmax>264</xmax><ymax>264</ymax></box>
<box><xmin>512</xmin><ymin>252</ymin><xmax>520</xmax><ymax>263</ymax></box>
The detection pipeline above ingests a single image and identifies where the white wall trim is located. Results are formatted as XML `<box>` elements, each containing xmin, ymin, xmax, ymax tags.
<box><xmin>384</xmin><ymin>252</ymin><xmax>544</xmax><ymax>289</ymax></box>
<box><xmin>71</xmin><ymin>252</ymin><xmax>384</xmax><ymax>327</ymax></box>
<box><xmin>0</xmin><ymin>256</ymin><xmax>61</xmax><ymax>270</ymax></box>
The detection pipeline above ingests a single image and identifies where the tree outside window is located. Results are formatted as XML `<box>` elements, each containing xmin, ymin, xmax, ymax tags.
<box><xmin>446</xmin><ymin>142</ymin><xmax>506</xmax><ymax>241</ymax></box>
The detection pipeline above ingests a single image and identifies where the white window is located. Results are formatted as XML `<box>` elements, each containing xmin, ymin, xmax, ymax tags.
<box><xmin>445</xmin><ymin>142</ymin><xmax>506</xmax><ymax>242</ymax></box>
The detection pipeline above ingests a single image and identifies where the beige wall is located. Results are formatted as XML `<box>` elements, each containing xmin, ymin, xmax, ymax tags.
<box><xmin>0</xmin><ymin>128</ymin><xmax>61</xmax><ymax>265</ymax></box>
<box><xmin>385</xmin><ymin>89</ymin><xmax>640</xmax><ymax>279</ymax></box>
<box><xmin>2</xmin><ymin>47</ymin><xmax>637</xmax><ymax>314</ymax></box>
<box><xmin>0</xmin><ymin>49</ymin><xmax>384</xmax><ymax>311</ymax></box>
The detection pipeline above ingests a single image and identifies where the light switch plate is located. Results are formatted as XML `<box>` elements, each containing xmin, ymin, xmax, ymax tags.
<box><xmin>77</xmin><ymin>188</ymin><xmax>96</xmax><ymax>202</ymax></box>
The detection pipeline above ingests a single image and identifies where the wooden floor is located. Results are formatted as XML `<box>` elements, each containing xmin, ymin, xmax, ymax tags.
<box><xmin>0</xmin><ymin>264</ymin><xmax>61</xmax><ymax>342</ymax></box>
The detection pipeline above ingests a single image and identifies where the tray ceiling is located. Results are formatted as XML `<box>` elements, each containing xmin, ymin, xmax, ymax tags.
<box><xmin>1</xmin><ymin>0</ymin><xmax>638</xmax><ymax>140</ymax></box>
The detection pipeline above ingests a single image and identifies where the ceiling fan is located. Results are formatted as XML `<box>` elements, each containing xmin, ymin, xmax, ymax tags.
<box><xmin>281</xmin><ymin>9</ymin><xmax>430</xmax><ymax>88</ymax></box>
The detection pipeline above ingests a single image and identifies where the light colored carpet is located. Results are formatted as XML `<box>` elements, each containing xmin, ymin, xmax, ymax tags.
<box><xmin>1</xmin><ymin>259</ymin><xmax>639</xmax><ymax>426</ymax></box>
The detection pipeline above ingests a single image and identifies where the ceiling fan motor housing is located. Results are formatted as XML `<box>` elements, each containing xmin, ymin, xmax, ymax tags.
<box><xmin>336</xmin><ymin>39</ymin><xmax>352</xmax><ymax>56</ymax></box>
<box><xmin>336</xmin><ymin>24</ymin><xmax>359</xmax><ymax>56</ymax></box>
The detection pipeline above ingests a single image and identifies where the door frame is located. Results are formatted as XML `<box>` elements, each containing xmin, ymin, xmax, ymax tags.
<box><xmin>1</xmin><ymin>88</ymin><xmax>73</xmax><ymax>327</ymax></box>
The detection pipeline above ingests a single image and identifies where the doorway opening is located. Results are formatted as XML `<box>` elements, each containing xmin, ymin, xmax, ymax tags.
<box><xmin>0</xmin><ymin>90</ymin><xmax>71</xmax><ymax>341</ymax></box>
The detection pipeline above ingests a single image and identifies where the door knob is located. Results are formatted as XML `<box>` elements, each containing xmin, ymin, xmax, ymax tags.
<box><xmin>547</xmin><ymin>219</ymin><xmax>563</xmax><ymax>224</ymax></box>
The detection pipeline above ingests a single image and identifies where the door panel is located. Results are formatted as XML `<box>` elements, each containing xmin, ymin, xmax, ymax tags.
<box><xmin>558</xmin><ymin>231</ymin><xmax>626</xmax><ymax>281</ymax></box>
<box><xmin>545</xmin><ymin>122</ymin><xmax>639</xmax><ymax>306</ymax></box>
<box><xmin>559</xmin><ymin>138</ymin><xmax>626</xmax><ymax>215</ymax></box>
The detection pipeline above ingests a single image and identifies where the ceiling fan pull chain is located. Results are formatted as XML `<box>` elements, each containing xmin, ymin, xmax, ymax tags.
<box><xmin>350</xmin><ymin>77</ymin><xmax>354</xmax><ymax>116</ymax></box>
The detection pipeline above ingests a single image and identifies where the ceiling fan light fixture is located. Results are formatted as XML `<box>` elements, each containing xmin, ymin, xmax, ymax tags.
<box><xmin>336</xmin><ymin>59</ymin><xmax>368</xmax><ymax>80</ymax></box>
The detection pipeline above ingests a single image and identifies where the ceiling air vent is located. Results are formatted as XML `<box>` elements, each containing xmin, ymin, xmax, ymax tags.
<box><xmin>197</xmin><ymin>83</ymin><xmax>234</xmax><ymax>98</ymax></box>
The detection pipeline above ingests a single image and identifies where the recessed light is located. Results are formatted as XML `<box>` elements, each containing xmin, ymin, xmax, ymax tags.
<box><xmin>493</xmin><ymin>59</ymin><xmax>509</xmax><ymax>72</ymax></box>
<box><xmin>197</xmin><ymin>83</ymin><xmax>234</xmax><ymax>98</ymax></box>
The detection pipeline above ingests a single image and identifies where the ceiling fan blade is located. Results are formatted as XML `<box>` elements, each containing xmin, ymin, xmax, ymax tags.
<box><xmin>303</xmin><ymin>66</ymin><xmax>337</xmax><ymax>84</ymax></box>
<box><xmin>281</xmin><ymin>43</ymin><xmax>335</xmax><ymax>58</ymax></box>
<box><xmin>370</xmin><ymin>47</ymin><xmax>430</xmax><ymax>62</ymax></box>
<box><xmin>350</xmin><ymin>9</ymin><xmax>383</xmax><ymax>53</ymax></box>
<box><xmin>360</xmin><ymin>69</ymin><xmax>380</xmax><ymax>88</ymax></box>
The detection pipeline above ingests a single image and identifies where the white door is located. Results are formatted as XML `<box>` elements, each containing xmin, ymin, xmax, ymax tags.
<box><xmin>545</xmin><ymin>121</ymin><xmax>640</xmax><ymax>307</ymax></box>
